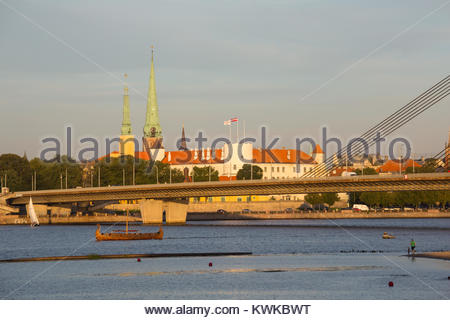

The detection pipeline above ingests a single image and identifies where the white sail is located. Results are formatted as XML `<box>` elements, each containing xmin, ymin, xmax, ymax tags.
<box><xmin>28</xmin><ymin>197</ymin><xmax>39</xmax><ymax>227</ymax></box>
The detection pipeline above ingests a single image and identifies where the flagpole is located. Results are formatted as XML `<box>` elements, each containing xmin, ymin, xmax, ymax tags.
<box><xmin>236</xmin><ymin>120</ymin><xmax>239</xmax><ymax>144</ymax></box>
<box><xmin>229</xmin><ymin>124</ymin><xmax>232</xmax><ymax>178</ymax></box>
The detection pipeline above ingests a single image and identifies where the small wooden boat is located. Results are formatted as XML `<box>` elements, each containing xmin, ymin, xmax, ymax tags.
<box><xmin>95</xmin><ymin>209</ymin><xmax>163</xmax><ymax>241</ymax></box>
<box><xmin>382</xmin><ymin>232</ymin><xmax>395</xmax><ymax>239</ymax></box>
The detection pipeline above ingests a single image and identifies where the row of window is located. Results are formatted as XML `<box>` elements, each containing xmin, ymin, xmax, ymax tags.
<box><xmin>263</xmin><ymin>166</ymin><xmax>313</xmax><ymax>174</ymax></box>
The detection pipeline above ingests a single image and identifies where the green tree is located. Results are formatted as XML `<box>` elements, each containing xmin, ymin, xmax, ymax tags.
<box><xmin>321</xmin><ymin>193</ymin><xmax>340</xmax><ymax>207</ymax></box>
<box><xmin>148</xmin><ymin>161</ymin><xmax>184</xmax><ymax>184</ymax></box>
<box><xmin>0</xmin><ymin>153</ymin><xmax>32</xmax><ymax>191</ymax></box>
<box><xmin>192</xmin><ymin>166</ymin><xmax>219</xmax><ymax>182</ymax></box>
<box><xmin>360</xmin><ymin>192</ymin><xmax>382</xmax><ymax>207</ymax></box>
<box><xmin>29</xmin><ymin>156</ymin><xmax>82</xmax><ymax>190</ymax></box>
<box><xmin>304</xmin><ymin>193</ymin><xmax>322</xmax><ymax>206</ymax></box>
<box><xmin>236</xmin><ymin>164</ymin><xmax>263</xmax><ymax>180</ymax></box>
<box><xmin>355</xmin><ymin>167</ymin><xmax>378</xmax><ymax>175</ymax></box>
<box><xmin>405</xmin><ymin>166</ymin><xmax>436</xmax><ymax>174</ymax></box>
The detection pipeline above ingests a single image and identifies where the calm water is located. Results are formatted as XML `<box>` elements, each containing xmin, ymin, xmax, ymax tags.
<box><xmin>0</xmin><ymin>219</ymin><xmax>449</xmax><ymax>299</ymax></box>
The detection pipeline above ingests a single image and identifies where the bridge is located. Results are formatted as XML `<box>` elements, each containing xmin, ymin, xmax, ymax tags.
<box><xmin>2</xmin><ymin>173</ymin><xmax>449</xmax><ymax>224</ymax></box>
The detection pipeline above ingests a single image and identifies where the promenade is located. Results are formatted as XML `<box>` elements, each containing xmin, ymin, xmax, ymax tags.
<box><xmin>1</xmin><ymin>210</ymin><xmax>449</xmax><ymax>225</ymax></box>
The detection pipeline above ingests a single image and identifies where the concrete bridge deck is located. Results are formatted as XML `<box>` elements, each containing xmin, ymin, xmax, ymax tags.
<box><xmin>3</xmin><ymin>173</ymin><xmax>449</xmax><ymax>205</ymax></box>
<box><xmin>2</xmin><ymin>173</ymin><xmax>448</xmax><ymax>225</ymax></box>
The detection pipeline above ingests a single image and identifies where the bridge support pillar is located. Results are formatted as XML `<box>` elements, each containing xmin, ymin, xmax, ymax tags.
<box><xmin>139</xmin><ymin>199</ymin><xmax>163</xmax><ymax>224</ymax></box>
<box><xmin>139</xmin><ymin>199</ymin><xmax>188</xmax><ymax>225</ymax></box>
<box><xmin>26</xmin><ymin>203</ymin><xmax>49</xmax><ymax>217</ymax></box>
<box><xmin>164</xmin><ymin>201</ymin><xmax>188</xmax><ymax>225</ymax></box>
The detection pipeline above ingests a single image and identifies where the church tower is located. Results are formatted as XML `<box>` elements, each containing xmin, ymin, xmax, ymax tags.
<box><xmin>120</xmin><ymin>73</ymin><xmax>135</xmax><ymax>157</ymax></box>
<box><xmin>143</xmin><ymin>46</ymin><xmax>165</xmax><ymax>160</ymax></box>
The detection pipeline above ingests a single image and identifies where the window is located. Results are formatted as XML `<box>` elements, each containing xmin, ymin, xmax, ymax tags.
<box><xmin>277</xmin><ymin>167</ymin><xmax>280</xmax><ymax>172</ymax></box>
<box><xmin>264</xmin><ymin>167</ymin><xmax>267</xmax><ymax>172</ymax></box>
<box><xmin>237</xmin><ymin>197</ymin><xmax>242</xmax><ymax>202</ymax></box>
<box><xmin>309</xmin><ymin>168</ymin><xmax>312</xmax><ymax>171</ymax></box>
<box><xmin>282</xmin><ymin>167</ymin><xmax>285</xmax><ymax>173</ymax></box>
<box><xmin>304</xmin><ymin>168</ymin><xmax>306</xmax><ymax>173</ymax></box>
<box><xmin>293</xmin><ymin>167</ymin><xmax>295</xmax><ymax>172</ymax></box>
<box><xmin>233</xmin><ymin>164</ymin><xmax>237</xmax><ymax>170</ymax></box>
<box><xmin>221</xmin><ymin>197</ymin><xmax>226</xmax><ymax>202</ymax></box>
<box><xmin>208</xmin><ymin>197</ymin><xmax>213</xmax><ymax>202</ymax></box>
<box><xmin>271</xmin><ymin>167</ymin><xmax>274</xmax><ymax>172</ymax></box>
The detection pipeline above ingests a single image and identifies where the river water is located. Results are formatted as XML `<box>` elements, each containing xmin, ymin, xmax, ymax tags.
<box><xmin>0</xmin><ymin>219</ymin><xmax>449</xmax><ymax>299</ymax></box>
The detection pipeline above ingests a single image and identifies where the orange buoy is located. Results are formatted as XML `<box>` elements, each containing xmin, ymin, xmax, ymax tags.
<box><xmin>388</xmin><ymin>281</ymin><xmax>394</xmax><ymax>287</ymax></box>
<box><xmin>137</xmin><ymin>258</ymin><xmax>141</xmax><ymax>262</ymax></box>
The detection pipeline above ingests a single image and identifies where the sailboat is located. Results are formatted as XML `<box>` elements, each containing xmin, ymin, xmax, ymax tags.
<box><xmin>95</xmin><ymin>209</ymin><xmax>163</xmax><ymax>241</ymax></box>
<box><xmin>28</xmin><ymin>197</ymin><xmax>39</xmax><ymax>227</ymax></box>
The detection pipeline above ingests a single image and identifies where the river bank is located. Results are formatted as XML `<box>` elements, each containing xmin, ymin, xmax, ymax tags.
<box><xmin>1</xmin><ymin>210</ymin><xmax>449</xmax><ymax>225</ymax></box>
<box><xmin>414</xmin><ymin>251</ymin><xmax>450</xmax><ymax>261</ymax></box>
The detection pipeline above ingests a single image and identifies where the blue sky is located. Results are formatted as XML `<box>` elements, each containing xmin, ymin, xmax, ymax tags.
<box><xmin>1</xmin><ymin>0</ymin><xmax>449</xmax><ymax>159</ymax></box>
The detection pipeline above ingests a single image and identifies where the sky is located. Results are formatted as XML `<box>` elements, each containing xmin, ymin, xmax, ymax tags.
<box><xmin>0</xmin><ymin>0</ymin><xmax>449</xmax><ymax>160</ymax></box>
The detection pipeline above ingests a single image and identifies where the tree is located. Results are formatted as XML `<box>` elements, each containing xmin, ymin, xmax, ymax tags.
<box><xmin>355</xmin><ymin>167</ymin><xmax>378</xmax><ymax>175</ymax></box>
<box><xmin>192</xmin><ymin>166</ymin><xmax>219</xmax><ymax>182</ymax></box>
<box><xmin>321</xmin><ymin>193</ymin><xmax>340</xmax><ymax>207</ymax></box>
<box><xmin>304</xmin><ymin>193</ymin><xmax>322</xmax><ymax>206</ymax></box>
<box><xmin>236</xmin><ymin>164</ymin><xmax>263</xmax><ymax>180</ymax></box>
<box><xmin>0</xmin><ymin>153</ymin><xmax>32</xmax><ymax>191</ymax></box>
<box><xmin>405</xmin><ymin>166</ymin><xmax>436</xmax><ymax>174</ymax></box>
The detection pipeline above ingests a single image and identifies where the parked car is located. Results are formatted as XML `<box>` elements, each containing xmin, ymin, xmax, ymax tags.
<box><xmin>216</xmin><ymin>209</ymin><xmax>227</xmax><ymax>214</ymax></box>
<box><xmin>314</xmin><ymin>203</ymin><xmax>328</xmax><ymax>211</ymax></box>
<box><xmin>353</xmin><ymin>204</ymin><xmax>369</xmax><ymax>212</ymax></box>
<box><xmin>284</xmin><ymin>208</ymin><xmax>293</xmax><ymax>213</ymax></box>
<box><xmin>242</xmin><ymin>209</ymin><xmax>250</xmax><ymax>213</ymax></box>
<box><xmin>298</xmin><ymin>203</ymin><xmax>313</xmax><ymax>212</ymax></box>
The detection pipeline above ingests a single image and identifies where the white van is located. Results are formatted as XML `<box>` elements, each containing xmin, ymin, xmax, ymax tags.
<box><xmin>352</xmin><ymin>204</ymin><xmax>369</xmax><ymax>212</ymax></box>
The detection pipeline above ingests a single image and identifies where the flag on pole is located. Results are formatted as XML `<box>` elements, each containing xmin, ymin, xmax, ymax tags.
<box><xmin>224</xmin><ymin>118</ymin><xmax>238</xmax><ymax>125</ymax></box>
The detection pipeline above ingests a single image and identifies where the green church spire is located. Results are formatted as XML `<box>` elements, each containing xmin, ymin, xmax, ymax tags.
<box><xmin>143</xmin><ymin>46</ymin><xmax>162</xmax><ymax>138</ymax></box>
<box><xmin>121</xmin><ymin>73</ymin><xmax>132</xmax><ymax>135</ymax></box>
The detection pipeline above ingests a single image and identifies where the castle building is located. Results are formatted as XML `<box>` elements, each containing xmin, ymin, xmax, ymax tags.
<box><xmin>103</xmin><ymin>50</ymin><xmax>326</xmax><ymax>181</ymax></box>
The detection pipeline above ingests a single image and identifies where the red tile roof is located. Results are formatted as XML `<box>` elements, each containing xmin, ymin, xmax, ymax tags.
<box><xmin>99</xmin><ymin>148</ymin><xmax>317</xmax><ymax>165</ymax></box>
<box><xmin>219</xmin><ymin>175</ymin><xmax>237</xmax><ymax>181</ymax></box>
<box><xmin>329</xmin><ymin>167</ymin><xmax>355</xmax><ymax>176</ymax></box>
<box><xmin>312</xmin><ymin>144</ymin><xmax>324</xmax><ymax>154</ymax></box>
<box><xmin>377</xmin><ymin>159</ymin><xmax>421</xmax><ymax>173</ymax></box>
<box><xmin>252</xmin><ymin>149</ymin><xmax>315</xmax><ymax>164</ymax></box>
<box><xmin>162</xmin><ymin>150</ymin><xmax>224</xmax><ymax>165</ymax></box>
<box><xmin>97</xmin><ymin>151</ymin><xmax>120</xmax><ymax>161</ymax></box>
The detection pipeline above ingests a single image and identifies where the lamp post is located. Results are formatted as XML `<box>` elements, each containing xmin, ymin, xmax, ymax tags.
<box><xmin>132</xmin><ymin>161</ymin><xmax>135</xmax><ymax>185</ymax></box>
